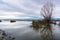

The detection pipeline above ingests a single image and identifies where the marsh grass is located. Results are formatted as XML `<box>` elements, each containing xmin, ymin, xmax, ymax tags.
<box><xmin>0</xmin><ymin>29</ymin><xmax>15</xmax><ymax>40</ymax></box>
<box><xmin>32</xmin><ymin>20</ymin><xmax>54</xmax><ymax>40</ymax></box>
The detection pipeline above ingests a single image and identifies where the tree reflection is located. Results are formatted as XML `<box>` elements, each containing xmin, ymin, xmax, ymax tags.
<box><xmin>32</xmin><ymin>21</ymin><xmax>54</xmax><ymax>40</ymax></box>
<box><xmin>40</xmin><ymin>23</ymin><xmax>53</xmax><ymax>40</ymax></box>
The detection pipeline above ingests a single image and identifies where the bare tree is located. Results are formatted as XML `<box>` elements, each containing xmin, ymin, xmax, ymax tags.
<box><xmin>40</xmin><ymin>0</ymin><xmax>54</xmax><ymax>20</ymax></box>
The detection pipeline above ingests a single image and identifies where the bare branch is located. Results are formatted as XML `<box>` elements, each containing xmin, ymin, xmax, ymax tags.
<box><xmin>40</xmin><ymin>0</ymin><xmax>54</xmax><ymax>19</ymax></box>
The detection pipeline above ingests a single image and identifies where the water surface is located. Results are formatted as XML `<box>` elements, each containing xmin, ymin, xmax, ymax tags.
<box><xmin>0</xmin><ymin>21</ymin><xmax>60</xmax><ymax>40</ymax></box>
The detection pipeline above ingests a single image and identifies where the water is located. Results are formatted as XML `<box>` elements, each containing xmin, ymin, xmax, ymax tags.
<box><xmin>0</xmin><ymin>21</ymin><xmax>60</xmax><ymax>40</ymax></box>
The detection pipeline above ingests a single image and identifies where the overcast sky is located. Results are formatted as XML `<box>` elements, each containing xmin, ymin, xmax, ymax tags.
<box><xmin>0</xmin><ymin>0</ymin><xmax>60</xmax><ymax>19</ymax></box>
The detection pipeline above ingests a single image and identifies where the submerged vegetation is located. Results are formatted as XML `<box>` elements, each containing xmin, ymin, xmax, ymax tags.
<box><xmin>31</xmin><ymin>1</ymin><xmax>55</xmax><ymax>40</ymax></box>
<box><xmin>0</xmin><ymin>20</ymin><xmax>2</xmax><ymax>22</ymax></box>
<box><xmin>31</xmin><ymin>22</ymin><xmax>53</xmax><ymax>40</ymax></box>
<box><xmin>0</xmin><ymin>29</ymin><xmax>15</xmax><ymax>40</ymax></box>
<box><xmin>32</xmin><ymin>0</ymin><xmax>54</xmax><ymax>27</ymax></box>
<box><xmin>10</xmin><ymin>20</ymin><xmax>16</xmax><ymax>23</ymax></box>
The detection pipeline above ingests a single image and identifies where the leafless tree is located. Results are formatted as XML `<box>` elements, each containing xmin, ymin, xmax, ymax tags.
<box><xmin>40</xmin><ymin>0</ymin><xmax>54</xmax><ymax>20</ymax></box>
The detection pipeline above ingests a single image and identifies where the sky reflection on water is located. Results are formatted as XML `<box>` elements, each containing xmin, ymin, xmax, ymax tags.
<box><xmin>0</xmin><ymin>21</ymin><xmax>60</xmax><ymax>40</ymax></box>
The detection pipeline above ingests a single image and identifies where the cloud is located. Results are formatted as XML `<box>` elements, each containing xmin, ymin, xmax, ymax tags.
<box><xmin>0</xmin><ymin>0</ymin><xmax>59</xmax><ymax>19</ymax></box>
<box><xmin>53</xmin><ymin>6</ymin><xmax>60</xmax><ymax>18</ymax></box>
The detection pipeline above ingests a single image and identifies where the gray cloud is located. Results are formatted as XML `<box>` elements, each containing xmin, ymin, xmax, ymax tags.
<box><xmin>0</xmin><ymin>0</ymin><xmax>59</xmax><ymax>18</ymax></box>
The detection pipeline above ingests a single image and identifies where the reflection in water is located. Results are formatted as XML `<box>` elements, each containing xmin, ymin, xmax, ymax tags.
<box><xmin>1</xmin><ymin>21</ymin><xmax>60</xmax><ymax>40</ymax></box>
<box><xmin>32</xmin><ymin>21</ymin><xmax>54</xmax><ymax>40</ymax></box>
<box><xmin>40</xmin><ymin>24</ymin><xmax>53</xmax><ymax>40</ymax></box>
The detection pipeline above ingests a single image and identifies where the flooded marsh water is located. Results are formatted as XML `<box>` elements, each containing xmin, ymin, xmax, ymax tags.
<box><xmin>0</xmin><ymin>21</ymin><xmax>60</xmax><ymax>40</ymax></box>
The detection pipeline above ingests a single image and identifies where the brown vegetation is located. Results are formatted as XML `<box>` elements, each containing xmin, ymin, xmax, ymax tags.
<box><xmin>10</xmin><ymin>20</ymin><xmax>16</xmax><ymax>23</ymax></box>
<box><xmin>0</xmin><ymin>29</ymin><xmax>15</xmax><ymax>40</ymax></box>
<box><xmin>32</xmin><ymin>0</ymin><xmax>54</xmax><ymax>27</ymax></box>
